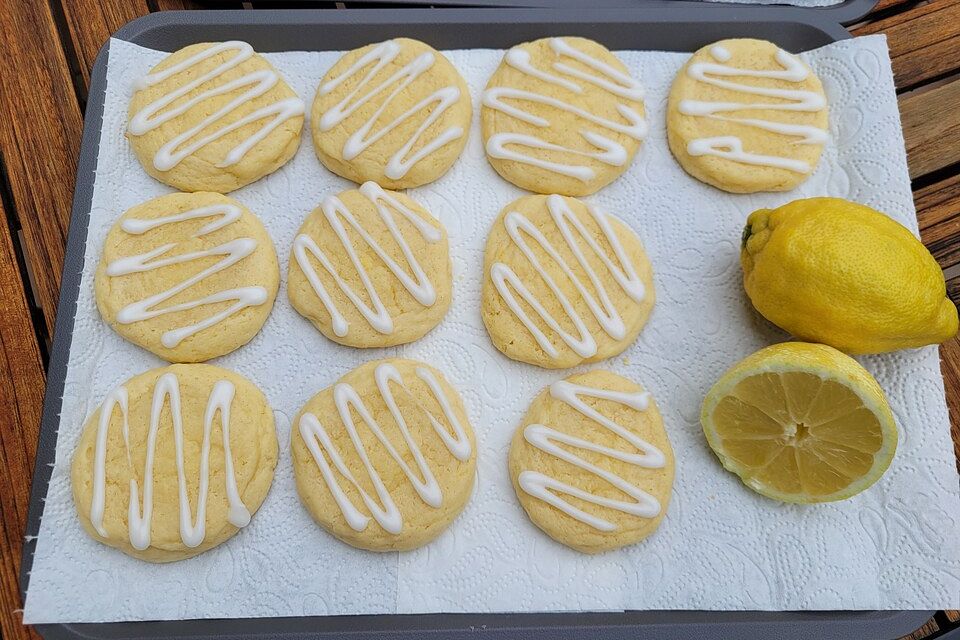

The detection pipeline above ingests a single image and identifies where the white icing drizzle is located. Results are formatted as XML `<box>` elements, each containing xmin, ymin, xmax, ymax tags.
<box><xmin>106</xmin><ymin>203</ymin><xmax>269</xmax><ymax>349</ymax></box>
<box><xmin>483</xmin><ymin>37</ymin><xmax>646</xmax><ymax>182</ymax></box>
<box><xmin>490</xmin><ymin>195</ymin><xmax>645</xmax><ymax>360</ymax></box>
<box><xmin>678</xmin><ymin>45</ymin><xmax>827</xmax><ymax>173</ymax></box>
<box><xmin>298</xmin><ymin>363</ymin><xmax>471</xmax><ymax>534</ymax></box>
<box><xmin>293</xmin><ymin>182</ymin><xmax>442</xmax><ymax>338</ymax></box>
<box><xmin>90</xmin><ymin>373</ymin><xmax>250</xmax><ymax>550</ymax></box>
<box><xmin>687</xmin><ymin>136</ymin><xmax>813</xmax><ymax>173</ymax></box>
<box><xmin>548</xmin><ymin>38</ymin><xmax>645</xmax><ymax>101</ymax></box>
<box><xmin>128</xmin><ymin>41</ymin><xmax>305</xmax><ymax>171</ymax></box>
<box><xmin>709</xmin><ymin>44</ymin><xmax>732</xmax><ymax>63</ymax></box>
<box><xmin>318</xmin><ymin>40</ymin><xmax>464</xmax><ymax>180</ymax></box>
<box><xmin>518</xmin><ymin>379</ymin><xmax>665</xmax><ymax>532</ymax></box>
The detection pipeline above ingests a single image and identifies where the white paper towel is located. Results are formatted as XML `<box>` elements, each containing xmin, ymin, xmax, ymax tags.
<box><xmin>22</xmin><ymin>35</ymin><xmax>960</xmax><ymax>623</ymax></box>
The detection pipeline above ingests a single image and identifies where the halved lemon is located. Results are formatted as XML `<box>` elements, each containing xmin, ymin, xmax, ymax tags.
<box><xmin>701</xmin><ymin>342</ymin><xmax>897</xmax><ymax>503</ymax></box>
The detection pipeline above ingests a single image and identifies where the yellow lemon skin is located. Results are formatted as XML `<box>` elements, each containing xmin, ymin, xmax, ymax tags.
<box><xmin>741</xmin><ymin>197</ymin><xmax>958</xmax><ymax>354</ymax></box>
<box><xmin>701</xmin><ymin>342</ymin><xmax>897</xmax><ymax>503</ymax></box>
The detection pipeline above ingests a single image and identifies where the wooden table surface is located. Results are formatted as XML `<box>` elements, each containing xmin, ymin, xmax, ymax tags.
<box><xmin>2</xmin><ymin>1</ymin><xmax>960</xmax><ymax>638</ymax></box>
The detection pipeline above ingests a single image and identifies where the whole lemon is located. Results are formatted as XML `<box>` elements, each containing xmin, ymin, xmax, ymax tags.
<box><xmin>741</xmin><ymin>197</ymin><xmax>958</xmax><ymax>354</ymax></box>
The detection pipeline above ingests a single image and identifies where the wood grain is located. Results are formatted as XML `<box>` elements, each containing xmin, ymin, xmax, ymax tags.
<box><xmin>870</xmin><ymin>0</ymin><xmax>919</xmax><ymax>12</ymax></box>
<box><xmin>0</xmin><ymin>1</ymin><xmax>97</xmax><ymax>637</ymax></box>
<box><xmin>57</xmin><ymin>0</ymin><xmax>212</xmax><ymax>96</ymax></box>
<box><xmin>57</xmin><ymin>0</ymin><xmax>152</xmax><ymax>94</ymax></box>
<box><xmin>0</xmin><ymin>0</ymin><xmax>84</xmax><ymax>336</ymax></box>
<box><xmin>900</xmin><ymin>79</ymin><xmax>960</xmax><ymax>178</ymax></box>
<box><xmin>152</xmin><ymin>0</ymin><xmax>206</xmax><ymax>9</ymax></box>
<box><xmin>0</xmin><ymin>183</ymin><xmax>46</xmax><ymax>640</ymax></box>
<box><xmin>855</xmin><ymin>0</ymin><xmax>960</xmax><ymax>88</ymax></box>
<box><xmin>917</xmin><ymin>172</ymin><xmax>960</xmax><ymax>271</ymax></box>
<box><xmin>937</xmin><ymin>336</ymin><xmax>960</xmax><ymax>469</ymax></box>
<box><xmin>897</xmin><ymin>617</ymin><xmax>940</xmax><ymax>640</ymax></box>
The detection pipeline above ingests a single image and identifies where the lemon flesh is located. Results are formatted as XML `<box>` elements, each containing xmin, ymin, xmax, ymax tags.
<box><xmin>701</xmin><ymin>342</ymin><xmax>897</xmax><ymax>503</ymax></box>
<box><xmin>741</xmin><ymin>197</ymin><xmax>958</xmax><ymax>354</ymax></box>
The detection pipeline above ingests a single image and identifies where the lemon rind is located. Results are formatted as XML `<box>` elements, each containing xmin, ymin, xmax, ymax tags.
<box><xmin>700</xmin><ymin>344</ymin><xmax>898</xmax><ymax>504</ymax></box>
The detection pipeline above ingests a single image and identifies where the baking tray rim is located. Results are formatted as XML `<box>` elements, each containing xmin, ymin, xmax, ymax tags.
<box><xmin>318</xmin><ymin>0</ymin><xmax>880</xmax><ymax>27</ymax></box>
<box><xmin>105</xmin><ymin>5</ymin><xmax>854</xmax><ymax>51</ymax></box>
<box><xmin>18</xmin><ymin>7</ymin><xmax>932</xmax><ymax>640</ymax></box>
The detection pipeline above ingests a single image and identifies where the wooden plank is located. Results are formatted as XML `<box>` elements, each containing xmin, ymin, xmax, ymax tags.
<box><xmin>917</xmin><ymin>172</ymin><xmax>960</xmax><ymax>232</ymax></box>
<box><xmin>913</xmin><ymin>152</ymin><xmax>960</xmax><ymax>474</ymax></box>
<box><xmin>152</xmin><ymin>0</ymin><xmax>206</xmax><ymax>9</ymax></box>
<box><xmin>872</xmin><ymin>0</ymin><xmax>918</xmax><ymax>12</ymax></box>
<box><xmin>855</xmin><ymin>0</ymin><xmax>960</xmax><ymax>89</ymax></box>
<box><xmin>915</xmin><ymin>171</ymin><xmax>960</xmax><ymax>473</ymax></box>
<box><xmin>0</xmin><ymin>6</ymin><xmax>103</xmax><ymax>636</ymax></box>
<box><xmin>56</xmin><ymin>0</ymin><xmax>152</xmax><ymax>93</ymax></box>
<box><xmin>938</xmin><ymin>335</ymin><xmax>960</xmax><ymax>470</ymax></box>
<box><xmin>0</xmin><ymin>0</ymin><xmax>84</xmax><ymax>337</ymax></box>
<box><xmin>917</xmin><ymin>172</ymin><xmax>960</xmax><ymax>271</ymax></box>
<box><xmin>0</xmin><ymin>186</ymin><xmax>46</xmax><ymax>639</ymax></box>
<box><xmin>891</xmin><ymin>35</ymin><xmax>960</xmax><ymax>89</ymax></box>
<box><xmin>899</xmin><ymin>79</ymin><xmax>960</xmax><ymax>179</ymax></box>
<box><xmin>893</xmin><ymin>36</ymin><xmax>960</xmax><ymax>93</ymax></box>
<box><xmin>896</xmin><ymin>616</ymin><xmax>939</xmax><ymax>640</ymax></box>
<box><xmin>57</xmin><ymin>0</ymin><xmax>239</xmax><ymax>96</ymax></box>
<box><xmin>855</xmin><ymin>0</ymin><xmax>958</xmax><ymax>39</ymax></box>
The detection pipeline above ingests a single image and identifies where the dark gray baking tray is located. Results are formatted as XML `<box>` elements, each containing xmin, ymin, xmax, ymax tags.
<box><xmin>20</xmin><ymin>7</ymin><xmax>932</xmax><ymax>640</ymax></box>
<box><xmin>334</xmin><ymin>0</ymin><xmax>880</xmax><ymax>27</ymax></box>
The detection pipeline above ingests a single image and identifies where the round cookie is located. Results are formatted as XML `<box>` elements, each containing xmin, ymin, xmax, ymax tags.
<box><xmin>71</xmin><ymin>363</ymin><xmax>279</xmax><ymax>562</ymax></box>
<box><xmin>291</xmin><ymin>358</ymin><xmax>476</xmax><ymax>551</ymax></box>
<box><xmin>481</xmin><ymin>194</ymin><xmax>655</xmax><ymax>369</ymax></box>
<box><xmin>288</xmin><ymin>182</ymin><xmax>451</xmax><ymax>348</ymax></box>
<box><xmin>311</xmin><ymin>38</ymin><xmax>472</xmax><ymax>189</ymax></box>
<box><xmin>481</xmin><ymin>37</ymin><xmax>646</xmax><ymax>196</ymax></box>
<box><xmin>666</xmin><ymin>39</ymin><xmax>828</xmax><ymax>193</ymax></box>
<box><xmin>509</xmin><ymin>370</ymin><xmax>674</xmax><ymax>553</ymax></box>
<box><xmin>95</xmin><ymin>191</ymin><xmax>280</xmax><ymax>363</ymax></box>
<box><xmin>127</xmin><ymin>41</ymin><xmax>305</xmax><ymax>193</ymax></box>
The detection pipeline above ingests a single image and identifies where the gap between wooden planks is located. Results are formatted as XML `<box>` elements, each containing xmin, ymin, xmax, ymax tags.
<box><xmin>0</xmin><ymin>2</ymin><xmax>956</xmax><ymax>640</ymax></box>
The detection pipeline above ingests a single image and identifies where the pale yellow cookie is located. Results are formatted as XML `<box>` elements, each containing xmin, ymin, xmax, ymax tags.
<box><xmin>509</xmin><ymin>370</ymin><xmax>674</xmax><ymax>553</ymax></box>
<box><xmin>667</xmin><ymin>39</ymin><xmax>828</xmax><ymax>193</ymax></box>
<box><xmin>312</xmin><ymin>38</ymin><xmax>472</xmax><ymax>189</ymax></box>
<box><xmin>95</xmin><ymin>192</ymin><xmax>280</xmax><ymax>363</ymax></box>
<box><xmin>481</xmin><ymin>37</ymin><xmax>646</xmax><ymax>196</ymax></box>
<box><xmin>481</xmin><ymin>194</ymin><xmax>655</xmax><ymax>369</ymax></box>
<box><xmin>288</xmin><ymin>183</ymin><xmax>451</xmax><ymax>348</ymax></box>
<box><xmin>71</xmin><ymin>363</ymin><xmax>279</xmax><ymax>562</ymax></box>
<box><xmin>291</xmin><ymin>358</ymin><xmax>476</xmax><ymax>551</ymax></box>
<box><xmin>127</xmin><ymin>41</ymin><xmax>304</xmax><ymax>193</ymax></box>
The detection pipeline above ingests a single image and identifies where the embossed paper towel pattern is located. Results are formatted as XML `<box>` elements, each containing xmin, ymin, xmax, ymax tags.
<box><xmin>22</xmin><ymin>36</ymin><xmax>960</xmax><ymax>623</ymax></box>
